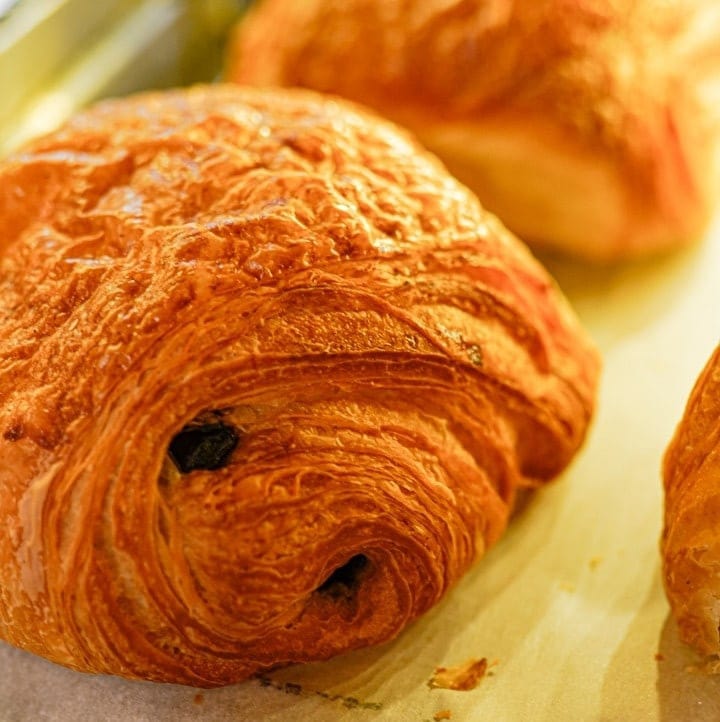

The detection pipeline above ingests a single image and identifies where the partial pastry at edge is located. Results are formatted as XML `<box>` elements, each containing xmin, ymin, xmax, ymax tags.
<box><xmin>663</xmin><ymin>346</ymin><xmax>720</xmax><ymax>660</ymax></box>
<box><xmin>0</xmin><ymin>84</ymin><xmax>599</xmax><ymax>686</ymax></box>
<box><xmin>226</xmin><ymin>0</ymin><xmax>720</xmax><ymax>262</ymax></box>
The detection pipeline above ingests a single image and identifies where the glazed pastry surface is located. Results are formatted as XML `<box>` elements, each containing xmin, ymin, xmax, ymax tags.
<box><xmin>227</xmin><ymin>0</ymin><xmax>720</xmax><ymax>262</ymax></box>
<box><xmin>0</xmin><ymin>85</ymin><xmax>599</xmax><ymax>686</ymax></box>
<box><xmin>664</xmin><ymin>346</ymin><xmax>720</xmax><ymax>661</ymax></box>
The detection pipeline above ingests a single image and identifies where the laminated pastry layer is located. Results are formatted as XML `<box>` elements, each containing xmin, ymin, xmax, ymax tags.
<box><xmin>0</xmin><ymin>85</ymin><xmax>599</xmax><ymax>686</ymax></box>
<box><xmin>663</xmin><ymin>346</ymin><xmax>720</xmax><ymax>659</ymax></box>
<box><xmin>227</xmin><ymin>0</ymin><xmax>720</xmax><ymax>262</ymax></box>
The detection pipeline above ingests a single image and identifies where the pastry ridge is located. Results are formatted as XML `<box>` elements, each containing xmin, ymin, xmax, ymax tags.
<box><xmin>0</xmin><ymin>84</ymin><xmax>599</xmax><ymax>685</ymax></box>
<box><xmin>663</xmin><ymin>345</ymin><xmax>720</xmax><ymax>658</ymax></box>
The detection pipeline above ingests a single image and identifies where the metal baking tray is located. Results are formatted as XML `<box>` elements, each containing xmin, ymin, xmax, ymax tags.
<box><xmin>0</xmin><ymin>0</ymin><xmax>247</xmax><ymax>152</ymax></box>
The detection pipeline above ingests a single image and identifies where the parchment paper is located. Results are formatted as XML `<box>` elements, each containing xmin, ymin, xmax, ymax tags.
<box><xmin>2</xmin><ymin>217</ymin><xmax>720</xmax><ymax>722</ymax></box>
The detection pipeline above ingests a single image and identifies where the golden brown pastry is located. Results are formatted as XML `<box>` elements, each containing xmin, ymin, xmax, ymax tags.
<box><xmin>0</xmin><ymin>84</ymin><xmax>599</xmax><ymax>686</ymax></box>
<box><xmin>226</xmin><ymin>0</ymin><xmax>720</xmax><ymax>262</ymax></box>
<box><xmin>663</xmin><ymin>346</ymin><xmax>720</xmax><ymax>661</ymax></box>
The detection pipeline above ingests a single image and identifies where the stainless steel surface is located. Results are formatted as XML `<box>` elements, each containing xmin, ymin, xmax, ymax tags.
<box><xmin>0</xmin><ymin>0</ymin><xmax>246</xmax><ymax>152</ymax></box>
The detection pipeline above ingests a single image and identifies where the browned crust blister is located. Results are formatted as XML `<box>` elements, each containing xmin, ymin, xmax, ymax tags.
<box><xmin>0</xmin><ymin>85</ymin><xmax>598</xmax><ymax>685</ymax></box>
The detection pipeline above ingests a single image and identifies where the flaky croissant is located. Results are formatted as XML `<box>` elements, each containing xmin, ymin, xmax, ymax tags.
<box><xmin>226</xmin><ymin>0</ymin><xmax>720</xmax><ymax>262</ymax></box>
<box><xmin>663</xmin><ymin>346</ymin><xmax>720</xmax><ymax>661</ymax></box>
<box><xmin>0</xmin><ymin>84</ymin><xmax>599</xmax><ymax>686</ymax></box>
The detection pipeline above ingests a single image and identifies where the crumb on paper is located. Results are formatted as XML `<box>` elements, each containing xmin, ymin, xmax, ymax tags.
<box><xmin>428</xmin><ymin>657</ymin><xmax>495</xmax><ymax>691</ymax></box>
<box><xmin>589</xmin><ymin>556</ymin><xmax>602</xmax><ymax>570</ymax></box>
<box><xmin>684</xmin><ymin>657</ymin><xmax>720</xmax><ymax>675</ymax></box>
<box><xmin>193</xmin><ymin>693</ymin><xmax>204</xmax><ymax>705</ymax></box>
<box><xmin>255</xmin><ymin>675</ymin><xmax>383</xmax><ymax>710</ymax></box>
<box><xmin>685</xmin><ymin>656</ymin><xmax>720</xmax><ymax>675</ymax></box>
<box><xmin>655</xmin><ymin>653</ymin><xmax>665</xmax><ymax>662</ymax></box>
<box><xmin>434</xmin><ymin>710</ymin><xmax>452</xmax><ymax>721</ymax></box>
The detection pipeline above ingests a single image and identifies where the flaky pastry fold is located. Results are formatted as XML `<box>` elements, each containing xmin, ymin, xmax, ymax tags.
<box><xmin>0</xmin><ymin>85</ymin><xmax>598</xmax><ymax>685</ymax></box>
<box><xmin>664</xmin><ymin>346</ymin><xmax>720</xmax><ymax>661</ymax></box>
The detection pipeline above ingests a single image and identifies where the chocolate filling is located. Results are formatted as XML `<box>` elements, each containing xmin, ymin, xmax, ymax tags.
<box><xmin>316</xmin><ymin>554</ymin><xmax>369</xmax><ymax>597</ymax></box>
<box><xmin>168</xmin><ymin>421</ymin><xmax>239</xmax><ymax>473</ymax></box>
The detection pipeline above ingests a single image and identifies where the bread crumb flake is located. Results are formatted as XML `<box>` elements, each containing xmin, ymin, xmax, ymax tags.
<box><xmin>428</xmin><ymin>657</ymin><xmax>494</xmax><ymax>691</ymax></box>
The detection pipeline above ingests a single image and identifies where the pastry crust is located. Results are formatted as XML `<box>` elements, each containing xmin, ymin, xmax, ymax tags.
<box><xmin>0</xmin><ymin>84</ymin><xmax>599</xmax><ymax>686</ymax></box>
<box><xmin>663</xmin><ymin>346</ymin><xmax>720</xmax><ymax>659</ymax></box>
<box><xmin>226</xmin><ymin>0</ymin><xmax>720</xmax><ymax>262</ymax></box>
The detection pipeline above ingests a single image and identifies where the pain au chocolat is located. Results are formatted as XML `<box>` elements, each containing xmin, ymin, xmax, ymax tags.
<box><xmin>227</xmin><ymin>0</ymin><xmax>720</xmax><ymax>262</ymax></box>
<box><xmin>0</xmin><ymin>85</ymin><xmax>599</xmax><ymax>686</ymax></box>
<box><xmin>663</xmin><ymin>346</ymin><xmax>720</xmax><ymax>663</ymax></box>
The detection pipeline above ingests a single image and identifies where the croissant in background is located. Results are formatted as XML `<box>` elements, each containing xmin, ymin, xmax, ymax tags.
<box><xmin>663</xmin><ymin>346</ymin><xmax>720</xmax><ymax>663</ymax></box>
<box><xmin>227</xmin><ymin>0</ymin><xmax>720</xmax><ymax>262</ymax></box>
<box><xmin>0</xmin><ymin>84</ymin><xmax>599</xmax><ymax>686</ymax></box>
